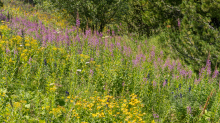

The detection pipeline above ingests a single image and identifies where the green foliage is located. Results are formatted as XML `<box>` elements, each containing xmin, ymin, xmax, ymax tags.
<box><xmin>143</xmin><ymin>0</ymin><xmax>220</xmax><ymax>74</ymax></box>
<box><xmin>47</xmin><ymin>0</ymin><xmax>126</xmax><ymax>32</ymax></box>
<box><xmin>1</xmin><ymin>0</ymin><xmax>220</xmax><ymax>122</ymax></box>
<box><xmin>0</xmin><ymin>1</ymin><xmax>3</xmax><ymax>8</ymax></box>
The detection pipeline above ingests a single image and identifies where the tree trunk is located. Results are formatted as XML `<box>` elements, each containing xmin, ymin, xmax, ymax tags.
<box><xmin>99</xmin><ymin>23</ymin><xmax>104</xmax><ymax>33</ymax></box>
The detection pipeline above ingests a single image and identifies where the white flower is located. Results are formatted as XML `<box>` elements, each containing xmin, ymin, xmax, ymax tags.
<box><xmin>77</xmin><ymin>69</ymin><xmax>82</xmax><ymax>72</ymax></box>
<box><xmin>49</xmin><ymin>83</ymin><xmax>55</xmax><ymax>86</ymax></box>
<box><xmin>102</xmin><ymin>36</ymin><xmax>109</xmax><ymax>39</ymax></box>
<box><xmin>85</xmin><ymin>62</ymin><xmax>90</xmax><ymax>64</ymax></box>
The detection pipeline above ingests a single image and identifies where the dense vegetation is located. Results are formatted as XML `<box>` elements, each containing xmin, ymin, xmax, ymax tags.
<box><xmin>0</xmin><ymin>0</ymin><xmax>219</xmax><ymax>122</ymax></box>
<box><xmin>31</xmin><ymin>0</ymin><xmax>220</xmax><ymax>74</ymax></box>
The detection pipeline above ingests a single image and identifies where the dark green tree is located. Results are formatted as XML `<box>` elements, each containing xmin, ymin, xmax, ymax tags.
<box><xmin>48</xmin><ymin>0</ymin><xmax>126</xmax><ymax>32</ymax></box>
<box><xmin>0</xmin><ymin>0</ymin><xmax>3</xmax><ymax>7</ymax></box>
<box><xmin>149</xmin><ymin>0</ymin><xmax>220</xmax><ymax>74</ymax></box>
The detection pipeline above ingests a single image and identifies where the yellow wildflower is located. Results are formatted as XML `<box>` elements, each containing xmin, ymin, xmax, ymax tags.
<box><xmin>9</xmin><ymin>58</ymin><xmax>13</xmax><ymax>64</ymax></box>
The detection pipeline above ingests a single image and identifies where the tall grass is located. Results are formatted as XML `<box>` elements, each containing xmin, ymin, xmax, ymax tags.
<box><xmin>0</xmin><ymin>1</ymin><xmax>219</xmax><ymax>122</ymax></box>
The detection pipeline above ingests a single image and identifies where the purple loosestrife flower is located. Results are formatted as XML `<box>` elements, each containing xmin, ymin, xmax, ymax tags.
<box><xmin>111</xmin><ymin>53</ymin><xmax>114</xmax><ymax>57</ymax></box>
<box><xmin>187</xmin><ymin>106</ymin><xmax>191</xmax><ymax>114</ymax></box>
<box><xmin>128</xmin><ymin>47</ymin><xmax>132</xmax><ymax>56</ymax></box>
<box><xmin>118</xmin><ymin>36</ymin><xmax>121</xmax><ymax>41</ymax></box>
<box><xmin>212</xmin><ymin>69</ymin><xmax>219</xmax><ymax>79</ymax></box>
<box><xmin>168</xmin><ymin>64</ymin><xmax>173</xmax><ymax>71</ymax></box>
<box><xmin>107</xmin><ymin>29</ymin><xmax>110</xmax><ymax>34</ymax></box>
<box><xmin>145</xmin><ymin>40</ymin><xmax>147</xmax><ymax>44</ymax></box>
<box><xmin>153</xmin><ymin>80</ymin><xmax>157</xmax><ymax>87</ymax></box>
<box><xmin>137</xmin><ymin>44</ymin><xmax>141</xmax><ymax>52</ymax></box>
<box><xmin>164</xmin><ymin>58</ymin><xmax>170</xmax><ymax>68</ymax></box>
<box><xmin>157</xmin><ymin>57</ymin><xmax>161</xmax><ymax>64</ymax></box>
<box><xmin>188</xmin><ymin>70</ymin><xmax>192</xmax><ymax>79</ymax></box>
<box><xmin>116</xmin><ymin>42</ymin><xmax>121</xmax><ymax>50</ymax></box>
<box><xmin>154</xmin><ymin>61</ymin><xmax>158</xmax><ymax>69</ymax></box>
<box><xmin>199</xmin><ymin>67</ymin><xmax>206</xmax><ymax>77</ymax></box>
<box><xmin>142</xmin><ymin>55</ymin><xmax>146</xmax><ymax>63</ymax></box>
<box><xmin>99</xmin><ymin>32</ymin><xmax>103</xmax><ymax>38</ymax></box>
<box><xmin>143</xmin><ymin>78</ymin><xmax>147</xmax><ymax>85</ymax></box>
<box><xmin>180</xmin><ymin>69</ymin><xmax>187</xmax><ymax>78</ymax></box>
<box><xmin>28</xmin><ymin>57</ymin><xmax>32</xmax><ymax>65</ymax></box>
<box><xmin>123</xmin><ymin>46</ymin><xmax>127</xmax><ymax>54</ymax></box>
<box><xmin>6</xmin><ymin>49</ymin><xmax>10</xmax><ymax>54</ymax></box>
<box><xmin>65</xmin><ymin>31</ymin><xmax>70</xmax><ymax>46</ymax></box>
<box><xmin>148</xmin><ymin>50</ymin><xmax>155</xmax><ymax>62</ymax></box>
<box><xmin>163</xmin><ymin>80</ymin><xmax>167</xmax><ymax>87</ymax></box>
<box><xmin>160</xmin><ymin>50</ymin><xmax>163</xmax><ymax>57</ymax></box>
<box><xmin>110</xmin><ymin>43</ymin><xmax>114</xmax><ymax>49</ymax></box>
<box><xmin>95</xmin><ymin>37</ymin><xmax>99</xmax><ymax>47</ymax></box>
<box><xmin>88</xmin><ymin>37</ymin><xmax>93</xmax><ymax>47</ymax></box>
<box><xmin>132</xmin><ymin>59</ymin><xmax>138</xmax><ymax>66</ymax></box>
<box><xmin>121</xmin><ymin>58</ymin><xmax>124</xmax><ymax>62</ymax></box>
<box><xmin>90</xmin><ymin>69</ymin><xmax>94</xmax><ymax>76</ymax></box>
<box><xmin>76</xmin><ymin>18</ymin><xmax>80</xmax><ymax>27</ymax></box>
<box><xmin>122</xmin><ymin>82</ymin><xmax>125</xmax><ymax>86</ymax></box>
<box><xmin>14</xmin><ymin>50</ymin><xmax>17</xmax><ymax>57</ymax></box>
<box><xmin>151</xmin><ymin>50</ymin><xmax>155</xmax><ymax>59</ymax></box>
<box><xmin>153</xmin><ymin>113</ymin><xmax>159</xmax><ymax>119</ymax></box>
<box><xmin>112</xmin><ymin>31</ymin><xmax>115</xmax><ymax>36</ymax></box>
<box><xmin>178</xmin><ymin>18</ymin><xmax>181</xmax><ymax>28</ymax></box>
<box><xmin>172</xmin><ymin>60</ymin><xmax>176</xmax><ymax>68</ymax></box>
<box><xmin>206</xmin><ymin>59</ymin><xmax>211</xmax><ymax>76</ymax></box>
<box><xmin>177</xmin><ymin>61</ymin><xmax>181</xmax><ymax>71</ymax></box>
<box><xmin>86</xmin><ymin>29</ymin><xmax>91</xmax><ymax>37</ymax></box>
<box><xmin>105</xmin><ymin>38</ymin><xmax>108</xmax><ymax>48</ymax></box>
<box><xmin>42</xmin><ymin>38</ymin><xmax>47</xmax><ymax>47</ymax></box>
<box><xmin>195</xmin><ymin>78</ymin><xmax>201</xmax><ymax>85</ymax></box>
<box><xmin>76</xmin><ymin>34</ymin><xmax>80</xmax><ymax>42</ymax></box>
<box><xmin>176</xmin><ymin>75</ymin><xmax>179</xmax><ymax>79</ymax></box>
<box><xmin>48</xmin><ymin>32</ymin><xmax>52</xmax><ymax>43</ymax></box>
<box><xmin>16</xmin><ymin>17</ymin><xmax>19</xmax><ymax>22</ymax></box>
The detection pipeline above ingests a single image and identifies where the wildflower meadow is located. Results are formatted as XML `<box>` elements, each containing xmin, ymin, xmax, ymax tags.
<box><xmin>0</xmin><ymin>0</ymin><xmax>220</xmax><ymax>123</ymax></box>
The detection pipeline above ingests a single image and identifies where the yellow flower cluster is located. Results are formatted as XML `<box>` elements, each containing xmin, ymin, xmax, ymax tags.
<box><xmin>64</xmin><ymin>92</ymin><xmax>146</xmax><ymax>122</ymax></box>
<box><xmin>0</xmin><ymin>92</ymin><xmax>5</xmax><ymax>97</ymax></box>
<box><xmin>79</xmin><ymin>54</ymin><xmax>90</xmax><ymax>63</ymax></box>
<box><xmin>4</xmin><ymin>2</ymin><xmax>69</xmax><ymax>30</ymax></box>
<box><xmin>49</xmin><ymin>85</ymin><xmax>57</xmax><ymax>92</ymax></box>
<box><xmin>42</xmin><ymin>106</ymin><xmax>50</xmax><ymax>111</ymax></box>
<box><xmin>14</xmin><ymin>100</ymin><xmax>27</xmax><ymax>109</ymax></box>
<box><xmin>49</xmin><ymin>106</ymin><xmax>66</xmax><ymax>116</ymax></box>
<box><xmin>0</xmin><ymin>24</ymin><xmax>42</xmax><ymax>63</ymax></box>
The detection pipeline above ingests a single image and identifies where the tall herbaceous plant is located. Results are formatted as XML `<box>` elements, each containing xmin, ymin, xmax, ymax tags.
<box><xmin>0</xmin><ymin>0</ymin><xmax>219</xmax><ymax>122</ymax></box>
